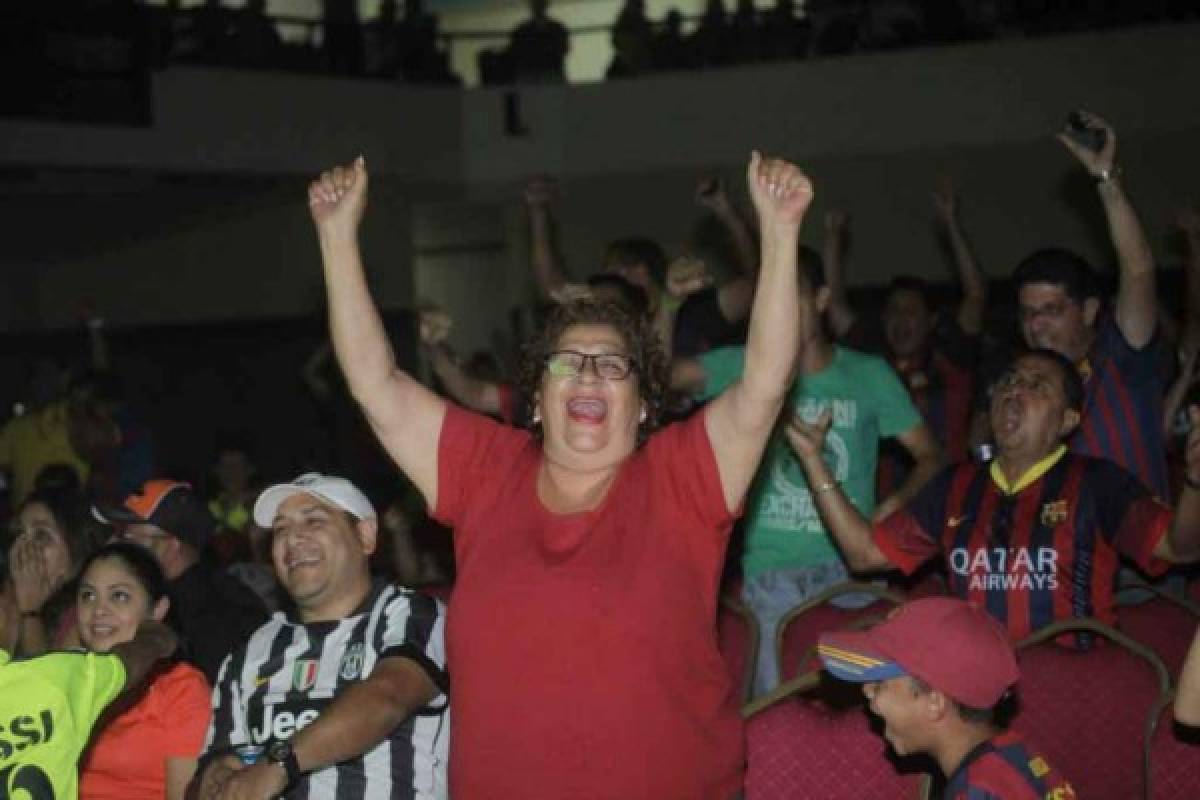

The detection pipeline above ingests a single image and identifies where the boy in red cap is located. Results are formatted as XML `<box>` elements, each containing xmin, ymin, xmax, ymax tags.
<box><xmin>818</xmin><ymin>597</ymin><xmax>1077</xmax><ymax>799</ymax></box>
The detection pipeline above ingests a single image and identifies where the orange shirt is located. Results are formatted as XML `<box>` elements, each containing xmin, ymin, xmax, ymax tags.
<box><xmin>80</xmin><ymin>662</ymin><xmax>211</xmax><ymax>800</ymax></box>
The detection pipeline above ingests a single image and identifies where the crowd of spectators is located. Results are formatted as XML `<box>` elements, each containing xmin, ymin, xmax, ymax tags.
<box><xmin>5</xmin><ymin>77</ymin><xmax>1200</xmax><ymax>797</ymax></box>
<box><xmin>5</xmin><ymin>0</ymin><xmax>1198</xmax><ymax>97</ymax></box>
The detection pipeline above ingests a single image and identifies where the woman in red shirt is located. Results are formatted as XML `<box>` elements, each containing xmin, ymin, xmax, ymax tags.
<box><xmin>76</xmin><ymin>542</ymin><xmax>211</xmax><ymax>800</ymax></box>
<box><xmin>307</xmin><ymin>151</ymin><xmax>814</xmax><ymax>798</ymax></box>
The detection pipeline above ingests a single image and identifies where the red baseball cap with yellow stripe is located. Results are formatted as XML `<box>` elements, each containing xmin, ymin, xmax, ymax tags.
<box><xmin>818</xmin><ymin>597</ymin><xmax>1019</xmax><ymax>709</ymax></box>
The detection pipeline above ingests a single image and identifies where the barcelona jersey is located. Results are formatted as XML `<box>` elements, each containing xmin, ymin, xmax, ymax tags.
<box><xmin>944</xmin><ymin>731</ymin><xmax>1076</xmax><ymax>799</ymax></box>
<box><xmin>873</xmin><ymin>451</ymin><xmax>1171</xmax><ymax>640</ymax></box>
<box><xmin>1071</xmin><ymin>316</ymin><xmax>1170</xmax><ymax>500</ymax></box>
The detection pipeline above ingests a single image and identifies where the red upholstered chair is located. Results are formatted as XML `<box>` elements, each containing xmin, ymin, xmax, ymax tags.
<box><xmin>1013</xmin><ymin>619</ymin><xmax>1170</xmax><ymax>800</ymax></box>
<box><xmin>1118</xmin><ymin>590</ymin><xmax>1200</xmax><ymax>674</ymax></box>
<box><xmin>718</xmin><ymin>592</ymin><xmax>760</xmax><ymax>704</ymax></box>
<box><xmin>1147</xmin><ymin>696</ymin><xmax>1200</xmax><ymax>800</ymax></box>
<box><xmin>775</xmin><ymin>582</ymin><xmax>904</xmax><ymax>684</ymax></box>
<box><xmin>744</xmin><ymin>673</ymin><xmax>929</xmax><ymax>800</ymax></box>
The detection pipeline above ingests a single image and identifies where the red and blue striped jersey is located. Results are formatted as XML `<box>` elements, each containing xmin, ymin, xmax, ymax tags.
<box><xmin>873</xmin><ymin>453</ymin><xmax>1171</xmax><ymax>641</ymax></box>
<box><xmin>944</xmin><ymin>732</ymin><xmax>1076</xmax><ymax>799</ymax></box>
<box><xmin>1071</xmin><ymin>316</ymin><xmax>1171</xmax><ymax>500</ymax></box>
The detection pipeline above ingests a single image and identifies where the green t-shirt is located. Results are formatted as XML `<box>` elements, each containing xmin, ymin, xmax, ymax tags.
<box><xmin>699</xmin><ymin>345</ymin><xmax>921</xmax><ymax>577</ymax></box>
<box><xmin>0</xmin><ymin>648</ymin><xmax>126</xmax><ymax>800</ymax></box>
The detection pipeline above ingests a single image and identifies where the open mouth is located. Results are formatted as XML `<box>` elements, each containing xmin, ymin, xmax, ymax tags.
<box><xmin>285</xmin><ymin>552</ymin><xmax>322</xmax><ymax>571</ymax></box>
<box><xmin>566</xmin><ymin>396</ymin><xmax>608</xmax><ymax>424</ymax></box>
<box><xmin>89</xmin><ymin>624</ymin><xmax>117</xmax><ymax>639</ymax></box>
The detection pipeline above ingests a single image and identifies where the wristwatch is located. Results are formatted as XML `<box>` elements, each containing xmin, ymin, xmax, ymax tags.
<box><xmin>266</xmin><ymin>739</ymin><xmax>302</xmax><ymax>789</ymax></box>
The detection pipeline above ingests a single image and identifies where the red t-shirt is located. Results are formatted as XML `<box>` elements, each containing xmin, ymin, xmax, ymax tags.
<box><xmin>434</xmin><ymin>404</ymin><xmax>744</xmax><ymax>799</ymax></box>
<box><xmin>80</xmin><ymin>662</ymin><xmax>211</xmax><ymax>800</ymax></box>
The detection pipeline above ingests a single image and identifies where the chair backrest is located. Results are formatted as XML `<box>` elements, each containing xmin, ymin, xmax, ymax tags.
<box><xmin>1147</xmin><ymin>695</ymin><xmax>1200</xmax><ymax>800</ymax></box>
<box><xmin>775</xmin><ymin>581</ymin><xmax>904</xmax><ymax>683</ymax></box>
<box><xmin>1013</xmin><ymin>618</ymin><xmax>1171</xmax><ymax>800</ymax></box>
<box><xmin>718</xmin><ymin>592</ymin><xmax>760</xmax><ymax>705</ymax></box>
<box><xmin>744</xmin><ymin>674</ymin><xmax>928</xmax><ymax>800</ymax></box>
<box><xmin>1118</xmin><ymin>590</ymin><xmax>1200</xmax><ymax>674</ymax></box>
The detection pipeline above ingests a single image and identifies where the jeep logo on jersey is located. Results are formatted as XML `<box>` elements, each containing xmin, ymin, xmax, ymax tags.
<box><xmin>293</xmin><ymin>660</ymin><xmax>319</xmax><ymax>692</ymax></box>
<box><xmin>340</xmin><ymin>643</ymin><xmax>364</xmax><ymax>681</ymax></box>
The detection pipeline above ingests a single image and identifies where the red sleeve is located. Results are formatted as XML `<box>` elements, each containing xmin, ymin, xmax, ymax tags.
<box><xmin>434</xmin><ymin>403</ymin><xmax>532</xmax><ymax>527</ymax></box>
<box><xmin>155</xmin><ymin>664</ymin><xmax>212</xmax><ymax>758</ymax></box>
<box><xmin>872</xmin><ymin>510</ymin><xmax>940</xmax><ymax>575</ymax></box>
<box><xmin>1115</xmin><ymin>496</ymin><xmax>1174</xmax><ymax>577</ymax></box>
<box><xmin>1092</xmin><ymin>459</ymin><xmax>1173</xmax><ymax>576</ymax></box>
<box><xmin>645</xmin><ymin>407</ymin><xmax>740</xmax><ymax>531</ymax></box>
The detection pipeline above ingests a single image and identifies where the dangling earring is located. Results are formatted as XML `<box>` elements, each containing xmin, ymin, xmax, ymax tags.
<box><xmin>532</xmin><ymin>409</ymin><xmax>542</xmax><ymax>425</ymax></box>
<box><xmin>639</xmin><ymin>407</ymin><xmax>647</xmax><ymax>424</ymax></box>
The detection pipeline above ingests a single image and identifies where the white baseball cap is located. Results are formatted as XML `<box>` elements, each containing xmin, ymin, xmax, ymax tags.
<box><xmin>253</xmin><ymin>473</ymin><xmax>377</xmax><ymax>528</ymax></box>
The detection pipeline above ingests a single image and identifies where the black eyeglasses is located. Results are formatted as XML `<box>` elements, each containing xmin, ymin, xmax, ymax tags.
<box><xmin>545</xmin><ymin>350</ymin><xmax>637</xmax><ymax>381</ymax></box>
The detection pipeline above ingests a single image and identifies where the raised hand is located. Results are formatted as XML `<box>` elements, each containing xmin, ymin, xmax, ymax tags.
<box><xmin>665</xmin><ymin>256</ymin><xmax>713</xmax><ymax>299</ymax></box>
<box><xmin>10</xmin><ymin>536</ymin><xmax>55</xmax><ymax>615</ymax></box>
<box><xmin>548</xmin><ymin>283</ymin><xmax>594</xmax><ymax>304</ymax></box>
<box><xmin>783</xmin><ymin>407</ymin><xmax>832</xmax><ymax>463</ymax></box>
<box><xmin>1057</xmin><ymin>110</ymin><xmax>1117</xmax><ymax>178</ymax></box>
<box><xmin>932</xmin><ymin>177</ymin><xmax>959</xmax><ymax>222</ymax></box>
<box><xmin>695</xmin><ymin>175</ymin><xmax>729</xmax><ymax>212</ymax></box>
<box><xmin>308</xmin><ymin>156</ymin><xmax>369</xmax><ymax>237</ymax></box>
<box><xmin>747</xmin><ymin>151</ymin><xmax>814</xmax><ymax>230</ymax></box>
<box><xmin>417</xmin><ymin>308</ymin><xmax>453</xmax><ymax>347</ymax></box>
<box><xmin>824</xmin><ymin>208</ymin><xmax>848</xmax><ymax>237</ymax></box>
<box><xmin>524</xmin><ymin>176</ymin><xmax>556</xmax><ymax>209</ymax></box>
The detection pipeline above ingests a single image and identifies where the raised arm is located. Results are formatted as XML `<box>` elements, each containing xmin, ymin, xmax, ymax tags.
<box><xmin>310</xmin><ymin>158</ymin><xmax>445</xmax><ymax>506</ymax></box>
<box><xmin>525</xmin><ymin>177</ymin><xmax>573</xmax><ymax>303</ymax></box>
<box><xmin>1058</xmin><ymin>112</ymin><xmax>1156</xmax><ymax>348</ymax></box>
<box><xmin>932</xmin><ymin>179</ymin><xmax>987</xmax><ymax>335</ymax></box>
<box><xmin>783</xmin><ymin>410</ymin><xmax>895</xmax><ymax>572</ymax></box>
<box><xmin>1156</xmin><ymin>406</ymin><xmax>1200</xmax><ymax>564</ymax></box>
<box><xmin>696</xmin><ymin>176</ymin><xmax>759</xmax><ymax>324</ymax></box>
<box><xmin>822</xmin><ymin>209</ymin><xmax>856</xmax><ymax>338</ymax></box>
<box><xmin>418</xmin><ymin>308</ymin><xmax>502</xmax><ymax>415</ymax></box>
<box><xmin>705</xmin><ymin>153</ymin><xmax>812</xmax><ymax>512</ymax></box>
<box><xmin>1177</xmin><ymin>624</ymin><xmax>1200</xmax><ymax>726</ymax></box>
<box><xmin>1177</xmin><ymin>207</ymin><xmax>1200</xmax><ymax>360</ymax></box>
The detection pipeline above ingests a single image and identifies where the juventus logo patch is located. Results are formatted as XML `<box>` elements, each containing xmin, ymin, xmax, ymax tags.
<box><xmin>340</xmin><ymin>643</ymin><xmax>365</xmax><ymax>681</ymax></box>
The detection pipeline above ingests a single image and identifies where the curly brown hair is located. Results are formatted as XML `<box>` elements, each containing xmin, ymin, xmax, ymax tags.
<box><xmin>516</xmin><ymin>299</ymin><xmax>669</xmax><ymax>444</ymax></box>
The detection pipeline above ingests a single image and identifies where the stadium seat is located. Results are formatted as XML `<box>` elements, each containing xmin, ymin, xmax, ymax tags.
<box><xmin>1013</xmin><ymin>619</ymin><xmax>1170</xmax><ymax>800</ymax></box>
<box><xmin>1118</xmin><ymin>589</ymin><xmax>1200</xmax><ymax>674</ymax></box>
<box><xmin>775</xmin><ymin>582</ymin><xmax>903</xmax><ymax>684</ymax></box>
<box><xmin>718</xmin><ymin>592</ymin><xmax>760</xmax><ymax>704</ymax></box>
<box><xmin>1147</xmin><ymin>696</ymin><xmax>1200</xmax><ymax>800</ymax></box>
<box><xmin>744</xmin><ymin>672</ymin><xmax>930</xmax><ymax>799</ymax></box>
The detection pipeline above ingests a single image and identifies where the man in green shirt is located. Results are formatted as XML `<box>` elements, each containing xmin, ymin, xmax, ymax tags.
<box><xmin>0</xmin><ymin>552</ymin><xmax>177</xmax><ymax>800</ymax></box>
<box><xmin>674</xmin><ymin>247</ymin><xmax>943</xmax><ymax>696</ymax></box>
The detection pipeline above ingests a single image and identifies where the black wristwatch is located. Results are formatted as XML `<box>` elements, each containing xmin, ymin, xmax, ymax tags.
<box><xmin>266</xmin><ymin>739</ymin><xmax>302</xmax><ymax>789</ymax></box>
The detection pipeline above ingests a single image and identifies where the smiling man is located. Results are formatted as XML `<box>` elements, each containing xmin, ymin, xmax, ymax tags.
<box><xmin>787</xmin><ymin>349</ymin><xmax>1200</xmax><ymax>642</ymax></box>
<box><xmin>192</xmin><ymin>473</ymin><xmax>448</xmax><ymax>800</ymax></box>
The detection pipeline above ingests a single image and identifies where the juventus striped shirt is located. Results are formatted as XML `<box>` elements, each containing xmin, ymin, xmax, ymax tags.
<box><xmin>203</xmin><ymin>581</ymin><xmax>448</xmax><ymax>799</ymax></box>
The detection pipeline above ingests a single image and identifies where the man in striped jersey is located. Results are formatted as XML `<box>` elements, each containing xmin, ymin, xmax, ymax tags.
<box><xmin>1013</xmin><ymin>111</ymin><xmax>1169</xmax><ymax>501</ymax></box>
<box><xmin>787</xmin><ymin>349</ymin><xmax>1200</xmax><ymax>641</ymax></box>
<box><xmin>192</xmin><ymin>473</ymin><xmax>447</xmax><ymax>800</ymax></box>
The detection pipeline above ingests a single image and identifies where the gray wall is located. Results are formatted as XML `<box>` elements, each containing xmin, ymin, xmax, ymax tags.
<box><xmin>3</xmin><ymin>23</ymin><xmax>1198</xmax><ymax>345</ymax></box>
